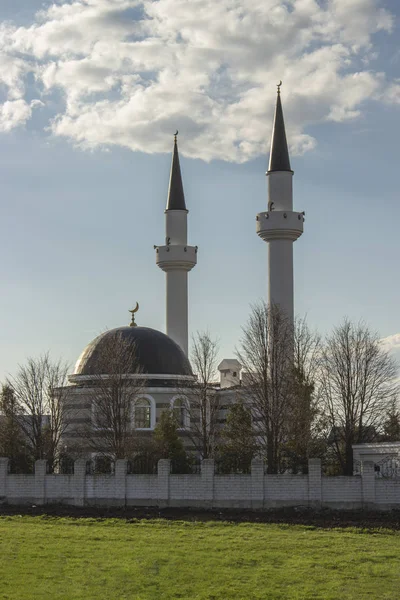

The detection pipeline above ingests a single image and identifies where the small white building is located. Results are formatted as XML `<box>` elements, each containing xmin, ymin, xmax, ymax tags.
<box><xmin>218</xmin><ymin>359</ymin><xmax>242</xmax><ymax>389</ymax></box>
<box><xmin>353</xmin><ymin>442</ymin><xmax>400</xmax><ymax>464</ymax></box>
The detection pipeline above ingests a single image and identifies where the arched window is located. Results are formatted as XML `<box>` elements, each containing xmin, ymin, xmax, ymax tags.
<box><xmin>171</xmin><ymin>397</ymin><xmax>189</xmax><ymax>429</ymax></box>
<box><xmin>134</xmin><ymin>398</ymin><xmax>152</xmax><ymax>429</ymax></box>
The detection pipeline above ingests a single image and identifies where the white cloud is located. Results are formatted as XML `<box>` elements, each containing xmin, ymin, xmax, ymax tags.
<box><xmin>30</xmin><ymin>99</ymin><xmax>45</xmax><ymax>110</ymax></box>
<box><xmin>0</xmin><ymin>0</ymin><xmax>398</xmax><ymax>161</ymax></box>
<box><xmin>0</xmin><ymin>99</ymin><xmax>31</xmax><ymax>132</ymax></box>
<box><xmin>384</xmin><ymin>81</ymin><xmax>400</xmax><ymax>105</ymax></box>
<box><xmin>381</xmin><ymin>333</ymin><xmax>400</xmax><ymax>352</ymax></box>
<box><xmin>0</xmin><ymin>50</ymin><xmax>30</xmax><ymax>100</ymax></box>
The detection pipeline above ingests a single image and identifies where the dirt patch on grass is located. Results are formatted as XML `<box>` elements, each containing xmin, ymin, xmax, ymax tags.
<box><xmin>1</xmin><ymin>504</ymin><xmax>400</xmax><ymax>529</ymax></box>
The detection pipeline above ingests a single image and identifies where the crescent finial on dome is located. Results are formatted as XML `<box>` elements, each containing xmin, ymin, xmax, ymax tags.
<box><xmin>129</xmin><ymin>302</ymin><xmax>139</xmax><ymax>327</ymax></box>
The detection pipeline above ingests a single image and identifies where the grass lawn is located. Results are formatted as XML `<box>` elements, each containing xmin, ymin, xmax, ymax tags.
<box><xmin>0</xmin><ymin>516</ymin><xmax>399</xmax><ymax>599</ymax></box>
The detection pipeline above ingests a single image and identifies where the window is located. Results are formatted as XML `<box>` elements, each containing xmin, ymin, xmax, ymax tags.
<box><xmin>133</xmin><ymin>395</ymin><xmax>155</xmax><ymax>429</ymax></box>
<box><xmin>134</xmin><ymin>398</ymin><xmax>151</xmax><ymax>429</ymax></box>
<box><xmin>233</xmin><ymin>372</ymin><xmax>237</xmax><ymax>377</ymax></box>
<box><xmin>173</xmin><ymin>398</ymin><xmax>187</xmax><ymax>429</ymax></box>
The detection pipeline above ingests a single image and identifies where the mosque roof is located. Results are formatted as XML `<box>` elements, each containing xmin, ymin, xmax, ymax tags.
<box><xmin>166</xmin><ymin>133</ymin><xmax>187</xmax><ymax>210</ymax></box>
<box><xmin>268</xmin><ymin>84</ymin><xmax>292</xmax><ymax>173</ymax></box>
<box><xmin>73</xmin><ymin>326</ymin><xmax>193</xmax><ymax>377</ymax></box>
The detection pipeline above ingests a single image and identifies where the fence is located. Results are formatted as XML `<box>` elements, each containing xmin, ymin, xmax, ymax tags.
<box><xmin>374</xmin><ymin>456</ymin><xmax>400</xmax><ymax>479</ymax></box>
<box><xmin>0</xmin><ymin>457</ymin><xmax>399</xmax><ymax>510</ymax></box>
<box><xmin>127</xmin><ymin>455</ymin><xmax>158</xmax><ymax>475</ymax></box>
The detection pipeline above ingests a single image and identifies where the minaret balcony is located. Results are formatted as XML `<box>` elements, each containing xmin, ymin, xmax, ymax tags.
<box><xmin>156</xmin><ymin>244</ymin><xmax>197</xmax><ymax>272</ymax></box>
<box><xmin>256</xmin><ymin>210</ymin><xmax>304</xmax><ymax>242</ymax></box>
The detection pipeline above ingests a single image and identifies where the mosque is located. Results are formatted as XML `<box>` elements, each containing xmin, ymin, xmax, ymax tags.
<box><xmin>62</xmin><ymin>85</ymin><xmax>305</xmax><ymax>457</ymax></box>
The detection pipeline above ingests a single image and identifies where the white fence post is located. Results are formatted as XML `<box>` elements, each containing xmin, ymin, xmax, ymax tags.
<box><xmin>308</xmin><ymin>458</ymin><xmax>322</xmax><ymax>507</ymax></box>
<box><xmin>34</xmin><ymin>460</ymin><xmax>47</xmax><ymax>505</ymax></box>
<box><xmin>201</xmin><ymin>459</ymin><xmax>215</xmax><ymax>507</ymax></box>
<box><xmin>73</xmin><ymin>459</ymin><xmax>87</xmax><ymax>507</ymax></box>
<box><xmin>115</xmin><ymin>459</ymin><xmax>128</xmax><ymax>507</ymax></box>
<box><xmin>251</xmin><ymin>459</ymin><xmax>264</xmax><ymax>509</ymax></box>
<box><xmin>361</xmin><ymin>460</ymin><xmax>376</xmax><ymax>508</ymax></box>
<box><xmin>157</xmin><ymin>459</ymin><xmax>171</xmax><ymax>507</ymax></box>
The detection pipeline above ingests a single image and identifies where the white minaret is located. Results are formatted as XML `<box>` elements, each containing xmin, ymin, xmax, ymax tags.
<box><xmin>155</xmin><ymin>133</ymin><xmax>197</xmax><ymax>356</ymax></box>
<box><xmin>256</xmin><ymin>84</ymin><xmax>304</xmax><ymax>322</ymax></box>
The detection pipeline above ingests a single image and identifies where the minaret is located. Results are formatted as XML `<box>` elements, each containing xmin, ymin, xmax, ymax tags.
<box><xmin>155</xmin><ymin>133</ymin><xmax>197</xmax><ymax>356</ymax></box>
<box><xmin>256</xmin><ymin>84</ymin><xmax>304</xmax><ymax>322</ymax></box>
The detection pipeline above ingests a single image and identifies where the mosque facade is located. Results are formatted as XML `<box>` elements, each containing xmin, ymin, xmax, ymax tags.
<box><xmin>61</xmin><ymin>87</ymin><xmax>304</xmax><ymax>460</ymax></box>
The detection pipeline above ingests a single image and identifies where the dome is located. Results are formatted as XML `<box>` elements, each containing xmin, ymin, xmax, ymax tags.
<box><xmin>73</xmin><ymin>326</ymin><xmax>193</xmax><ymax>377</ymax></box>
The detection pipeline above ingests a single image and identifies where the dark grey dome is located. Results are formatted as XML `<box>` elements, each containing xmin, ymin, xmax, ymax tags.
<box><xmin>73</xmin><ymin>327</ymin><xmax>193</xmax><ymax>376</ymax></box>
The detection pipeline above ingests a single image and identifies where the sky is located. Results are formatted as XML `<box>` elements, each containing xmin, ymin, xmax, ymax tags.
<box><xmin>0</xmin><ymin>0</ymin><xmax>400</xmax><ymax>380</ymax></box>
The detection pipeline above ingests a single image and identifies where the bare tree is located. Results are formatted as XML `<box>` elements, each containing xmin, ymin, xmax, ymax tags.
<box><xmin>293</xmin><ymin>316</ymin><xmax>322</xmax><ymax>388</ymax></box>
<box><xmin>283</xmin><ymin>318</ymin><xmax>325</xmax><ymax>473</ymax></box>
<box><xmin>183</xmin><ymin>331</ymin><xmax>220</xmax><ymax>459</ymax></box>
<box><xmin>320</xmin><ymin>318</ymin><xmax>399</xmax><ymax>475</ymax></box>
<box><xmin>382</xmin><ymin>399</ymin><xmax>400</xmax><ymax>441</ymax></box>
<box><xmin>237</xmin><ymin>302</ymin><xmax>294</xmax><ymax>473</ymax></box>
<box><xmin>0</xmin><ymin>384</ymin><xmax>32</xmax><ymax>472</ymax></box>
<box><xmin>7</xmin><ymin>354</ymin><xmax>71</xmax><ymax>470</ymax></box>
<box><xmin>217</xmin><ymin>400</ymin><xmax>258</xmax><ymax>473</ymax></box>
<box><xmin>81</xmin><ymin>333</ymin><xmax>146</xmax><ymax>459</ymax></box>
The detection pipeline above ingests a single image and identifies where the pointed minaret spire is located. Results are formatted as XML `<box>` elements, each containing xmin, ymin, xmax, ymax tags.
<box><xmin>166</xmin><ymin>131</ymin><xmax>187</xmax><ymax>210</ymax></box>
<box><xmin>268</xmin><ymin>82</ymin><xmax>291</xmax><ymax>173</ymax></box>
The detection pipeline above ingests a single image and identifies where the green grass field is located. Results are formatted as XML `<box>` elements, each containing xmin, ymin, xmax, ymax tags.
<box><xmin>0</xmin><ymin>516</ymin><xmax>399</xmax><ymax>599</ymax></box>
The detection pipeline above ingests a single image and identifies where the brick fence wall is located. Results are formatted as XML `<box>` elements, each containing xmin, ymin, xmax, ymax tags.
<box><xmin>0</xmin><ymin>457</ymin><xmax>399</xmax><ymax>510</ymax></box>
